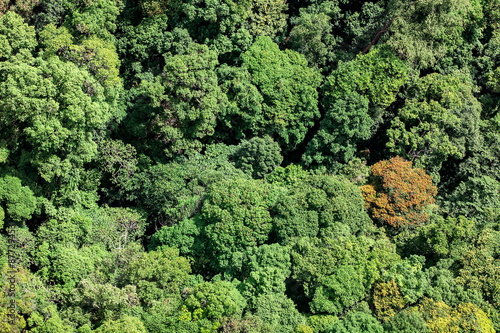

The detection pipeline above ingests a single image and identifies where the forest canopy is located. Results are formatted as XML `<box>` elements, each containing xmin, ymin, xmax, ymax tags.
<box><xmin>1</xmin><ymin>0</ymin><xmax>499</xmax><ymax>332</ymax></box>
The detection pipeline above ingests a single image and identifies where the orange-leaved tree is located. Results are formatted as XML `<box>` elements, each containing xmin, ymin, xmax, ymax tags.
<box><xmin>361</xmin><ymin>156</ymin><xmax>437</xmax><ymax>228</ymax></box>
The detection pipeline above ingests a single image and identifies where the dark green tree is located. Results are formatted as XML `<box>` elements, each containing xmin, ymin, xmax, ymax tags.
<box><xmin>304</xmin><ymin>47</ymin><xmax>408</xmax><ymax>171</ymax></box>
<box><xmin>326</xmin><ymin>303</ymin><xmax>384</xmax><ymax>333</ymax></box>
<box><xmin>231</xmin><ymin>135</ymin><xmax>283</xmax><ymax>178</ymax></box>
<box><xmin>386</xmin><ymin>72</ymin><xmax>482</xmax><ymax>180</ymax></box>
<box><xmin>137</xmin><ymin>42</ymin><xmax>229</xmax><ymax>157</ymax></box>
<box><xmin>384</xmin><ymin>310</ymin><xmax>431</xmax><ymax>333</ymax></box>
<box><xmin>386</xmin><ymin>0</ymin><xmax>483</xmax><ymax>69</ymax></box>
<box><xmin>128</xmin><ymin>144</ymin><xmax>246</xmax><ymax>226</ymax></box>
<box><xmin>288</xmin><ymin>1</ymin><xmax>341</xmax><ymax>70</ymax></box>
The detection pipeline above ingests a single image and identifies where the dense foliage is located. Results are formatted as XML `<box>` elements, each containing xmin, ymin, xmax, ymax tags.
<box><xmin>1</xmin><ymin>0</ymin><xmax>499</xmax><ymax>332</ymax></box>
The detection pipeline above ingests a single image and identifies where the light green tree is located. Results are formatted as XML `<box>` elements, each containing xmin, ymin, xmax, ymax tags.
<box><xmin>94</xmin><ymin>315</ymin><xmax>147</xmax><ymax>333</ymax></box>
<box><xmin>139</xmin><ymin>43</ymin><xmax>229</xmax><ymax>157</ymax></box>
<box><xmin>239</xmin><ymin>36</ymin><xmax>322</xmax><ymax>150</ymax></box>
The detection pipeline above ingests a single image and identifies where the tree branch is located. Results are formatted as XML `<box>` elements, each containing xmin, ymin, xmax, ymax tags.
<box><xmin>363</xmin><ymin>19</ymin><xmax>393</xmax><ymax>54</ymax></box>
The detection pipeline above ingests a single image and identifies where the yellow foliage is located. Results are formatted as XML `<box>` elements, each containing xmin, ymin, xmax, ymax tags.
<box><xmin>455</xmin><ymin>303</ymin><xmax>495</xmax><ymax>333</ymax></box>
<box><xmin>295</xmin><ymin>324</ymin><xmax>314</xmax><ymax>333</ymax></box>
<box><xmin>419</xmin><ymin>299</ymin><xmax>458</xmax><ymax>333</ymax></box>
<box><xmin>372</xmin><ymin>280</ymin><xmax>406</xmax><ymax>320</ymax></box>
<box><xmin>418</xmin><ymin>298</ymin><xmax>495</xmax><ymax>333</ymax></box>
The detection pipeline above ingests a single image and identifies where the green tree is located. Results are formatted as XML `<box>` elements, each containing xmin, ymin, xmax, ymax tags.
<box><xmin>270</xmin><ymin>180</ymin><xmax>322</xmax><ymax>243</ymax></box>
<box><xmin>138</xmin><ymin>42</ymin><xmax>228</xmax><ymax>157</ymax></box>
<box><xmin>304</xmin><ymin>47</ymin><xmax>408</xmax><ymax>171</ymax></box>
<box><xmin>455</xmin><ymin>229</ymin><xmax>500</xmax><ymax>309</ymax></box>
<box><xmin>291</xmin><ymin>234</ymin><xmax>399</xmax><ymax>314</ymax></box>
<box><xmin>445</xmin><ymin>176</ymin><xmax>500</xmax><ymax>227</ymax></box>
<box><xmin>323</xmin><ymin>46</ymin><xmax>407</xmax><ymax>121</ymax></box>
<box><xmin>78</xmin><ymin>207</ymin><xmax>147</xmax><ymax>250</ymax></box>
<box><xmin>246</xmin><ymin>0</ymin><xmax>288</xmax><ymax>39</ymax></box>
<box><xmin>69</xmin><ymin>280</ymin><xmax>140</xmax><ymax>325</ymax></box>
<box><xmin>343</xmin><ymin>1</ymin><xmax>389</xmax><ymax>54</ymax></box>
<box><xmin>252</xmin><ymin>293</ymin><xmax>306</xmax><ymax>333</ymax></box>
<box><xmin>141</xmin><ymin>0</ymin><xmax>287</xmax><ymax>55</ymax></box>
<box><xmin>236</xmin><ymin>244</ymin><xmax>292</xmax><ymax>302</ymax></box>
<box><xmin>386</xmin><ymin>0</ymin><xmax>483</xmax><ymax>69</ymax></box>
<box><xmin>310</xmin><ymin>265</ymin><xmax>366</xmax><ymax>314</ymax></box>
<box><xmin>0</xmin><ymin>263</ymin><xmax>58</xmax><ymax>333</ymax></box>
<box><xmin>139</xmin><ymin>0</ymin><xmax>170</xmax><ymax>17</ymax></box>
<box><xmin>326</xmin><ymin>303</ymin><xmax>384</xmax><ymax>333</ymax></box>
<box><xmin>32</xmin><ymin>207</ymin><xmax>146</xmax><ymax>295</ymax></box>
<box><xmin>140</xmin><ymin>298</ymin><xmax>187</xmax><ymax>333</ymax></box>
<box><xmin>381</xmin><ymin>256</ymin><xmax>429</xmax><ymax>304</ymax></box>
<box><xmin>237</xmin><ymin>36</ymin><xmax>322</xmax><ymax>150</ymax></box>
<box><xmin>6</xmin><ymin>226</ymin><xmax>35</xmax><ymax>269</ymax></box>
<box><xmin>121</xmin><ymin>247</ymin><xmax>191</xmax><ymax>306</ymax></box>
<box><xmin>418</xmin><ymin>215</ymin><xmax>475</xmax><ymax>260</ymax></box>
<box><xmin>216</xmin><ymin>63</ymin><xmax>264</xmax><ymax>142</ymax></box>
<box><xmin>231</xmin><ymin>135</ymin><xmax>282</xmax><ymax>178</ymax></box>
<box><xmin>0</xmin><ymin>11</ymin><xmax>36</xmax><ymax>60</ymax></box>
<box><xmin>27</xmin><ymin>305</ymin><xmax>75</xmax><ymax>333</ymax></box>
<box><xmin>272</xmin><ymin>174</ymin><xmax>373</xmax><ymax>244</ymax></box>
<box><xmin>62</xmin><ymin>0</ymin><xmax>121</xmax><ymax>41</ymax></box>
<box><xmin>40</xmin><ymin>244</ymin><xmax>106</xmax><ymax>290</ymax></box>
<box><xmin>202</xmin><ymin>178</ymin><xmax>283</xmax><ymax>271</ymax></box>
<box><xmin>181</xmin><ymin>280</ymin><xmax>246</xmax><ymax>329</ymax></box>
<box><xmin>0</xmin><ymin>175</ymin><xmax>38</xmax><ymax>228</ymax></box>
<box><xmin>288</xmin><ymin>1</ymin><xmax>341</xmax><ymax>70</ymax></box>
<box><xmin>386</xmin><ymin>72</ymin><xmax>482</xmax><ymax>180</ymax></box>
<box><xmin>129</xmin><ymin>144</ymin><xmax>246</xmax><ymax>226</ymax></box>
<box><xmin>94</xmin><ymin>315</ymin><xmax>147</xmax><ymax>333</ymax></box>
<box><xmin>149</xmin><ymin>217</ymin><xmax>201</xmax><ymax>258</ymax></box>
<box><xmin>98</xmin><ymin>138</ymin><xmax>139</xmax><ymax>201</ymax></box>
<box><xmin>424</xmin><ymin>260</ymin><xmax>483</xmax><ymax>307</ymax></box>
<box><xmin>384</xmin><ymin>310</ymin><xmax>430</xmax><ymax>333</ymax></box>
<box><xmin>116</xmin><ymin>14</ymin><xmax>181</xmax><ymax>86</ymax></box>
<box><xmin>50</xmin><ymin>35</ymin><xmax>123</xmax><ymax>104</ymax></box>
<box><xmin>456</xmin><ymin>112</ymin><xmax>500</xmax><ymax>184</ymax></box>
<box><xmin>307</xmin><ymin>314</ymin><xmax>339</xmax><ymax>333</ymax></box>
<box><xmin>0</xmin><ymin>43</ymin><xmax>119</xmax><ymax>207</ymax></box>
